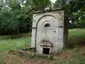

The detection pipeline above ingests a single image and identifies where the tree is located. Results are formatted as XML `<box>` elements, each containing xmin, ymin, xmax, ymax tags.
<box><xmin>54</xmin><ymin>0</ymin><xmax>85</xmax><ymax>28</ymax></box>
<box><xmin>31</xmin><ymin>0</ymin><xmax>51</xmax><ymax>11</ymax></box>
<box><xmin>0</xmin><ymin>8</ymin><xmax>19</xmax><ymax>37</ymax></box>
<box><xmin>0</xmin><ymin>0</ymin><xmax>32</xmax><ymax>36</ymax></box>
<box><xmin>0</xmin><ymin>0</ymin><xmax>52</xmax><ymax>37</ymax></box>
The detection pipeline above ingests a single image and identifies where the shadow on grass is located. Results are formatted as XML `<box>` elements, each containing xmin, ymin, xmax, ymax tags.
<box><xmin>0</xmin><ymin>33</ymin><xmax>31</xmax><ymax>40</ymax></box>
<box><xmin>65</xmin><ymin>38</ymin><xmax>85</xmax><ymax>49</ymax></box>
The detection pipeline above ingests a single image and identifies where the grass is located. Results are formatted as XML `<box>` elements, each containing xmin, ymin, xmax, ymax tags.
<box><xmin>0</xmin><ymin>33</ymin><xmax>31</xmax><ymax>52</ymax></box>
<box><xmin>0</xmin><ymin>28</ymin><xmax>85</xmax><ymax>52</ymax></box>
<box><xmin>0</xmin><ymin>28</ymin><xmax>85</xmax><ymax>64</ymax></box>
<box><xmin>69</xmin><ymin>28</ymin><xmax>85</xmax><ymax>40</ymax></box>
<box><xmin>55</xmin><ymin>47</ymin><xmax>85</xmax><ymax>64</ymax></box>
<box><xmin>67</xmin><ymin>28</ymin><xmax>85</xmax><ymax>48</ymax></box>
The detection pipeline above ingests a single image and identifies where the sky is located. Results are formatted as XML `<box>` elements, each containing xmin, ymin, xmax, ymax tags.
<box><xmin>50</xmin><ymin>0</ymin><xmax>56</xmax><ymax>3</ymax></box>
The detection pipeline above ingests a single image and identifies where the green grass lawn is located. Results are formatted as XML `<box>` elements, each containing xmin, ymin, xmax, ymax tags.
<box><xmin>0</xmin><ymin>33</ymin><xmax>31</xmax><ymax>52</ymax></box>
<box><xmin>69</xmin><ymin>28</ymin><xmax>85</xmax><ymax>40</ymax></box>
<box><xmin>67</xmin><ymin>28</ymin><xmax>85</xmax><ymax>48</ymax></box>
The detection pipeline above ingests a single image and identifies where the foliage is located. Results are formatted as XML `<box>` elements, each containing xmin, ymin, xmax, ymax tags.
<box><xmin>0</xmin><ymin>9</ymin><xmax>19</xmax><ymax>35</ymax></box>
<box><xmin>54</xmin><ymin>0</ymin><xmax>85</xmax><ymax>28</ymax></box>
<box><xmin>0</xmin><ymin>0</ymin><xmax>32</xmax><ymax>36</ymax></box>
<box><xmin>73</xmin><ymin>8</ymin><xmax>85</xmax><ymax>28</ymax></box>
<box><xmin>31</xmin><ymin>0</ymin><xmax>51</xmax><ymax>11</ymax></box>
<box><xmin>0</xmin><ymin>0</ymin><xmax>51</xmax><ymax>36</ymax></box>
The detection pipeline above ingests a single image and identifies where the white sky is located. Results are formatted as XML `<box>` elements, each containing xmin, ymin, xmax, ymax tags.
<box><xmin>50</xmin><ymin>0</ymin><xmax>56</xmax><ymax>3</ymax></box>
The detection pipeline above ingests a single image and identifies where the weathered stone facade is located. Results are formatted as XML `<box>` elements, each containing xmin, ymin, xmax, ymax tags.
<box><xmin>31</xmin><ymin>10</ymin><xmax>68</xmax><ymax>54</ymax></box>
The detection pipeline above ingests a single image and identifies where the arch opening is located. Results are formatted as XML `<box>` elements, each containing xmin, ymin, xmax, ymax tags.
<box><xmin>44</xmin><ymin>23</ymin><xmax>50</xmax><ymax>27</ymax></box>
